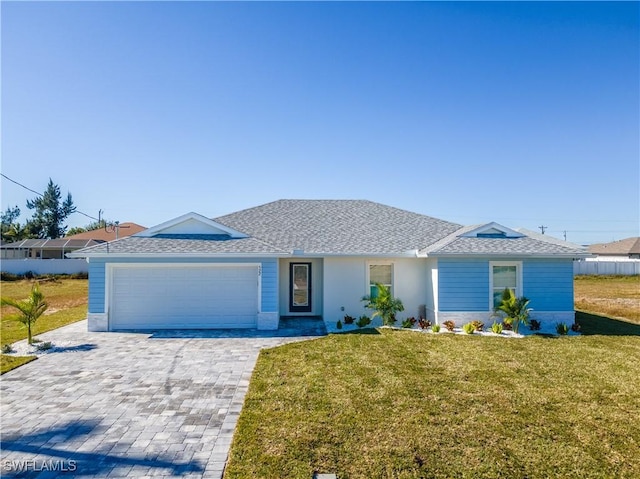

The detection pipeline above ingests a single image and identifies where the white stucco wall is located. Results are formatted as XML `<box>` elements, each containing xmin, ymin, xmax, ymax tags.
<box><xmin>323</xmin><ymin>257</ymin><xmax>436</xmax><ymax>328</ymax></box>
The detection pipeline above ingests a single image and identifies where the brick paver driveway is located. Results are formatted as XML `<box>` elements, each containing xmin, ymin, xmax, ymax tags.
<box><xmin>1</xmin><ymin>319</ymin><xmax>326</xmax><ymax>478</ymax></box>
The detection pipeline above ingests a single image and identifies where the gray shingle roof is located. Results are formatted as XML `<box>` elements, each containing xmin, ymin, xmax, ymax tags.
<box><xmin>67</xmin><ymin>235</ymin><xmax>286</xmax><ymax>255</ymax></box>
<box><xmin>422</xmin><ymin>226</ymin><xmax>587</xmax><ymax>256</ymax></box>
<box><xmin>214</xmin><ymin>200</ymin><xmax>462</xmax><ymax>255</ymax></box>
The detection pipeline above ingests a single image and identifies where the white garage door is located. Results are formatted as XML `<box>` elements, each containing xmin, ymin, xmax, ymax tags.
<box><xmin>110</xmin><ymin>264</ymin><xmax>259</xmax><ymax>329</ymax></box>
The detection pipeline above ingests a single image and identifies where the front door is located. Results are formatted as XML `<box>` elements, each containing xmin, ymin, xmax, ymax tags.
<box><xmin>289</xmin><ymin>262</ymin><xmax>312</xmax><ymax>313</ymax></box>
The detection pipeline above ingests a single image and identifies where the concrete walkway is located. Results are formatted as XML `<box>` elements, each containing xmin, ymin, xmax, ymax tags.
<box><xmin>0</xmin><ymin>319</ymin><xmax>327</xmax><ymax>478</ymax></box>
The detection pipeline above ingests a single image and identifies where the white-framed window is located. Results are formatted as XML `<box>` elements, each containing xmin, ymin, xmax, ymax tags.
<box><xmin>368</xmin><ymin>262</ymin><xmax>393</xmax><ymax>298</ymax></box>
<box><xmin>489</xmin><ymin>261</ymin><xmax>522</xmax><ymax>309</ymax></box>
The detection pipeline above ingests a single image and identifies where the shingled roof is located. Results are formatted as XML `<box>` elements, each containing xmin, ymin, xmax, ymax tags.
<box><xmin>68</xmin><ymin>200</ymin><xmax>588</xmax><ymax>258</ymax></box>
<box><xmin>589</xmin><ymin>237</ymin><xmax>640</xmax><ymax>257</ymax></box>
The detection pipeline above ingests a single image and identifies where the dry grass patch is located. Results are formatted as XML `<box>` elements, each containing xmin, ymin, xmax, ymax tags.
<box><xmin>575</xmin><ymin>275</ymin><xmax>639</xmax><ymax>323</ymax></box>
<box><xmin>225</xmin><ymin>329</ymin><xmax>640</xmax><ymax>479</ymax></box>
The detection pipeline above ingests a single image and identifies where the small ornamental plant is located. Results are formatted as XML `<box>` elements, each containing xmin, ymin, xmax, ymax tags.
<box><xmin>356</xmin><ymin>315</ymin><xmax>372</xmax><ymax>328</ymax></box>
<box><xmin>402</xmin><ymin>317</ymin><xmax>417</xmax><ymax>329</ymax></box>
<box><xmin>336</xmin><ymin>320</ymin><xmax>343</xmax><ymax>330</ymax></box>
<box><xmin>361</xmin><ymin>283</ymin><xmax>404</xmax><ymax>326</ymax></box>
<box><xmin>1</xmin><ymin>344</ymin><xmax>15</xmax><ymax>354</ymax></box>
<box><xmin>343</xmin><ymin>315</ymin><xmax>355</xmax><ymax>325</ymax></box>
<box><xmin>431</xmin><ymin>324</ymin><xmax>441</xmax><ymax>333</ymax></box>
<box><xmin>471</xmin><ymin>320</ymin><xmax>484</xmax><ymax>332</ymax></box>
<box><xmin>529</xmin><ymin>319</ymin><xmax>542</xmax><ymax>331</ymax></box>
<box><xmin>1</xmin><ymin>282</ymin><xmax>48</xmax><ymax>345</ymax></box>
<box><xmin>490</xmin><ymin>321</ymin><xmax>503</xmax><ymax>334</ymax></box>
<box><xmin>556</xmin><ymin>322</ymin><xmax>569</xmax><ymax>335</ymax></box>
<box><xmin>571</xmin><ymin>322</ymin><xmax>581</xmax><ymax>333</ymax></box>
<box><xmin>494</xmin><ymin>288</ymin><xmax>531</xmax><ymax>334</ymax></box>
<box><xmin>502</xmin><ymin>317</ymin><xmax>513</xmax><ymax>331</ymax></box>
<box><xmin>442</xmin><ymin>320</ymin><xmax>456</xmax><ymax>332</ymax></box>
<box><xmin>418</xmin><ymin>318</ymin><xmax>432</xmax><ymax>330</ymax></box>
<box><xmin>462</xmin><ymin>322</ymin><xmax>476</xmax><ymax>334</ymax></box>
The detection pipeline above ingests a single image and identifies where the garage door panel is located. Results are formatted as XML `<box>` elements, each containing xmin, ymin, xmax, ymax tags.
<box><xmin>110</xmin><ymin>265</ymin><xmax>259</xmax><ymax>329</ymax></box>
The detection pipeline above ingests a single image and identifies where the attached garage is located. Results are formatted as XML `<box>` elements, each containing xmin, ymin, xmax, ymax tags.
<box><xmin>108</xmin><ymin>264</ymin><xmax>260</xmax><ymax>330</ymax></box>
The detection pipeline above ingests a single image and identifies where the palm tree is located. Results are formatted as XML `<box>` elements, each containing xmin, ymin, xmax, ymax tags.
<box><xmin>1</xmin><ymin>283</ymin><xmax>48</xmax><ymax>344</ymax></box>
<box><xmin>362</xmin><ymin>283</ymin><xmax>404</xmax><ymax>326</ymax></box>
<box><xmin>494</xmin><ymin>288</ymin><xmax>531</xmax><ymax>334</ymax></box>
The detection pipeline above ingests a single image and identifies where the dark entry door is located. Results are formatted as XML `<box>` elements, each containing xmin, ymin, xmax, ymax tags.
<box><xmin>289</xmin><ymin>262</ymin><xmax>312</xmax><ymax>313</ymax></box>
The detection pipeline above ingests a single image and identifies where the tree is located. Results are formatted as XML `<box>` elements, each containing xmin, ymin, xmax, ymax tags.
<box><xmin>1</xmin><ymin>283</ymin><xmax>48</xmax><ymax>345</ymax></box>
<box><xmin>494</xmin><ymin>288</ymin><xmax>531</xmax><ymax>334</ymax></box>
<box><xmin>361</xmin><ymin>283</ymin><xmax>405</xmax><ymax>326</ymax></box>
<box><xmin>26</xmin><ymin>179</ymin><xmax>76</xmax><ymax>239</ymax></box>
<box><xmin>1</xmin><ymin>206</ymin><xmax>34</xmax><ymax>242</ymax></box>
<box><xmin>66</xmin><ymin>219</ymin><xmax>108</xmax><ymax>237</ymax></box>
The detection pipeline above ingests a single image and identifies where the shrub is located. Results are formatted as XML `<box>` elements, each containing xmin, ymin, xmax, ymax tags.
<box><xmin>571</xmin><ymin>322</ymin><xmax>581</xmax><ymax>333</ymax></box>
<box><xmin>502</xmin><ymin>317</ymin><xmax>513</xmax><ymax>331</ymax></box>
<box><xmin>490</xmin><ymin>321</ymin><xmax>503</xmax><ymax>334</ymax></box>
<box><xmin>35</xmin><ymin>341</ymin><xmax>53</xmax><ymax>351</ymax></box>
<box><xmin>471</xmin><ymin>320</ymin><xmax>484</xmax><ymax>332</ymax></box>
<box><xmin>556</xmin><ymin>322</ymin><xmax>569</xmax><ymax>335</ymax></box>
<box><xmin>1</xmin><ymin>344</ymin><xmax>15</xmax><ymax>354</ymax></box>
<box><xmin>431</xmin><ymin>324</ymin><xmax>441</xmax><ymax>333</ymax></box>
<box><xmin>69</xmin><ymin>272</ymin><xmax>89</xmax><ymax>280</ymax></box>
<box><xmin>343</xmin><ymin>315</ymin><xmax>355</xmax><ymax>325</ymax></box>
<box><xmin>418</xmin><ymin>318</ymin><xmax>432</xmax><ymax>330</ymax></box>
<box><xmin>442</xmin><ymin>320</ymin><xmax>455</xmax><ymax>331</ymax></box>
<box><xmin>361</xmin><ymin>283</ymin><xmax>404</xmax><ymax>326</ymax></box>
<box><xmin>1</xmin><ymin>282</ymin><xmax>48</xmax><ymax>345</ymax></box>
<box><xmin>23</xmin><ymin>271</ymin><xmax>37</xmax><ymax>280</ymax></box>
<box><xmin>336</xmin><ymin>320</ymin><xmax>343</xmax><ymax>330</ymax></box>
<box><xmin>402</xmin><ymin>317</ymin><xmax>417</xmax><ymax>329</ymax></box>
<box><xmin>494</xmin><ymin>288</ymin><xmax>531</xmax><ymax>333</ymax></box>
<box><xmin>0</xmin><ymin>272</ymin><xmax>21</xmax><ymax>281</ymax></box>
<box><xmin>462</xmin><ymin>323</ymin><xmax>475</xmax><ymax>334</ymax></box>
<box><xmin>529</xmin><ymin>319</ymin><xmax>542</xmax><ymax>331</ymax></box>
<box><xmin>356</xmin><ymin>315</ymin><xmax>371</xmax><ymax>328</ymax></box>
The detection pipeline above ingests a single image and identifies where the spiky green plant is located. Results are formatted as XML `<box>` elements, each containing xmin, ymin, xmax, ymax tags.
<box><xmin>494</xmin><ymin>288</ymin><xmax>531</xmax><ymax>334</ymax></box>
<box><xmin>490</xmin><ymin>321</ymin><xmax>504</xmax><ymax>334</ymax></box>
<box><xmin>1</xmin><ymin>282</ymin><xmax>48</xmax><ymax>345</ymax></box>
<box><xmin>361</xmin><ymin>283</ymin><xmax>404</xmax><ymax>326</ymax></box>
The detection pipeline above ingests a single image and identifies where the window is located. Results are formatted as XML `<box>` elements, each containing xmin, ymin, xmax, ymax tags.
<box><xmin>490</xmin><ymin>261</ymin><xmax>522</xmax><ymax>308</ymax></box>
<box><xmin>369</xmin><ymin>263</ymin><xmax>393</xmax><ymax>298</ymax></box>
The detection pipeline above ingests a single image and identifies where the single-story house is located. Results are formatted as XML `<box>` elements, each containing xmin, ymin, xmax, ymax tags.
<box><xmin>588</xmin><ymin>237</ymin><xmax>640</xmax><ymax>260</ymax></box>
<box><xmin>68</xmin><ymin>200</ymin><xmax>588</xmax><ymax>332</ymax></box>
<box><xmin>1</xmin><ymin>238</ymin><xmax>103</xmax><ymax>260</ymax></box>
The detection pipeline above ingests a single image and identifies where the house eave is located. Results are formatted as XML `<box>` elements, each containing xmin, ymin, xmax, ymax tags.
<box><xmin>66</xmin><ymin>252</ymin><xmax>290</xmax><ymax>259</ymax></box>
<box><xmin>422</xmin><ymin>252</ymin><xmax>589</xmax><ymax>259</ymax></box>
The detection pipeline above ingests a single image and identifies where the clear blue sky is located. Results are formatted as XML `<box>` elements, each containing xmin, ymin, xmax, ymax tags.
<box><xmin>2</xmin><ymin>1</ymin><xmax>638</xmax><ymax>245</ymax></box>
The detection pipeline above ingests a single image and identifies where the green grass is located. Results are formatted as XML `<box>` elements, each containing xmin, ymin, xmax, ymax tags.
<box><xmin>225</xmin><ymin>329</ymin><xmax>640</xmax><ymax>479</ymax></box>
<box><xmin>1</xmin><ymin>279</ymin><xmax>87</xmax><ymax>374</ymax></box>
<box><xmin>0</xmin><ymin>355</ymin><xmax>37</xmax><ymax>374</ymax></box>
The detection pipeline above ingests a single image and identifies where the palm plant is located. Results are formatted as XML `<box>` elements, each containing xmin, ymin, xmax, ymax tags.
<box><xmin>1</xmin><ymin>282</ymin><xmax>48</xmax><ymax>344</ymax></box>
<box><xmin>361</xmin><ymin>283</ymin><xmax>404</xmax><ymax>326</ymax></box>
<box><xmin>494</xmin><ymin>288</ymin><xmax>531</xmax><ymax>334</ymax></box>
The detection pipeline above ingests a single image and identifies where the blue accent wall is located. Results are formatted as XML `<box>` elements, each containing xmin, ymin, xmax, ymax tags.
<box><xmin>523</xmin><ymin>259</ymin><xmax>574</xmax><ymax>311</ymax></box>
<box><xmin>438</xmin><ymin>259</ymin><xmax>489</xmax><ymax>311</ymax></box>
<box><xmin>438</xmin><ymin>257</ymin><xmax>574</xmax><ymax>312</ymax></box>
<box><xmin>87</xmin><ymin>257</ymin><xmax>278</xmax><ymax>314</ymax></box>
<box><xmin>88</xmin><ymin>261</ymin><xmax>106</xmax><ymax>313</ymax></box>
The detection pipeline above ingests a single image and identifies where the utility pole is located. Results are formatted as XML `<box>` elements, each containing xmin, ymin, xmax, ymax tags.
<box><xmin>538</xmin><ymin>225</ymin><xmax>547</xmax><ymax>234</ymax></box>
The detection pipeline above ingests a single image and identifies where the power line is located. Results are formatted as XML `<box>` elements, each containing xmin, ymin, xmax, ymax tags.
<box><xmin>1</xmin><ymin>173</ymin><xmax>100</xmax><ymax>221</ymax></box>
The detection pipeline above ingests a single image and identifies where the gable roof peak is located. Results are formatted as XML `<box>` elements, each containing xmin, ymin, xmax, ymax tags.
<box><xmin>136</xmin><ymin>212</ymin><xmax>248</xmax><ymax>238</ymax></box>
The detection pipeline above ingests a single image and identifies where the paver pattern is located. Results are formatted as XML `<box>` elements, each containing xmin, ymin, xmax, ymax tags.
<box><xmin>1</xmin><ymin>319</ymin><xmax>326</xmax><ymax>478</ymax></box>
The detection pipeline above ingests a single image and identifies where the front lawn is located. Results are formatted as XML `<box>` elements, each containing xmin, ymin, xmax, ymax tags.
<box><xmin>225</xmin><ymin>329</ymin><xmax>640</xmax><ymax>479</ymax></box>
<box><xmin>1</xmin><ymin>279</ymin><xmax>88</xmax><ymax>374</ymax></box>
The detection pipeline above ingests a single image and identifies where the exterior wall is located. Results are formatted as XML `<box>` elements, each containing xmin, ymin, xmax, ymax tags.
<box><xmin>1</xmin><ymin>258</ymin><xmax>89</xmax><ymax>275</ymax></box>
<box><xmin>323</xmin><ymin>257</ymin><xmax>432</xmax><ymax>329</ymax></box>
<box><xmin>87</xmin><ymin>257</ymin><xmax>279</xmax><ymax>331</ymax></box>
<box><xmin>437</xmin><ymin>257</ymin><xmax>576</xmax><ymax>325</ymax></box>
<box><xmin>278</xmin><ymin>258</ymin><xmax>323</xmax><ymax>317</ymax></box>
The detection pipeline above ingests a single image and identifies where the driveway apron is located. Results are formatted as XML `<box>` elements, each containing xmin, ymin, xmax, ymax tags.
<box><xmin>0</xmin><ymin>319</ymin><xmax>326</xmax><ymax>478</ymax></box>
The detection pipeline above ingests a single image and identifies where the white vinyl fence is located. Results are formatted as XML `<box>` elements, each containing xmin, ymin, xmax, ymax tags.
<box><xmin>1</xmin><ymin>259</ymin><xmax>88</xmax><ymax>276</ymax></box>
<box><xmin>574</xmin><ymin>260</ymin><xmax>640</xmax><ymax>276</ymax></box>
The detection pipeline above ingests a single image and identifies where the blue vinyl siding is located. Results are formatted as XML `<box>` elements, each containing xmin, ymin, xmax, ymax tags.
<box><xmin>438</xmin><ymin>257</ymin><xmax>575</xmax><ymax>312</ymax></box>
<box><xmin>88</xmin><ymin>257</ymin><xmax>278</xmax><ymax>314</ymax></box>
<box><xmin>523</xmin><ymin>259</ymin><xmax>574</xmax><ymax>311</ymax></box>
<box><xmin>88</xmin><ymin>261</ymin><xmax>106</xmax><ymax>313</ymax></box>
<box><xmin>438</xmin><ymin>259</ymin><xmax>489</xmax><ymax>311</ymax></box>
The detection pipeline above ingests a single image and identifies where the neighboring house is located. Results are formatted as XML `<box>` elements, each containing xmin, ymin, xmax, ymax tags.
<box><xmin>588</xmin><ymin>237</ymin><xmax>640</xmax><ymax>260</ymax></box>
<box><xmin>1</xmin><ymin>238</ymin><xmax>103</xmax><ymax>259</ymax></box>
<box><xmin>69</xmin><ymin>200</ymin><xmax>587</xmax><ymax>332</ymax></box>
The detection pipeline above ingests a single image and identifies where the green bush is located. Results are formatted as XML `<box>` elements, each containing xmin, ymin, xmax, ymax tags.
<box><xmin>462</xmin><ymin>323</ymin><xmax>475</xmax><ymax>334</ymax></box>
<box><xmin>401</xmin><ymin>317</ymin><xmax>417</xmax><ymax>329</ymax></box>
<box><xmin>356</xmin><ymin>315</ymin><xmax>371</xmax><ymax>328</ymax></box>
<box><xmin>556</xmin><ymin>322</ymin><xmax>569</xmax><ymax>335</ymax></box>
<box><xmin>490</xmin><ymin>322</ymin><xmax>503</xmax><ymax>334</ymax></box>
<box><xmin>35</xmin><ymin>341</ymin><xmax>53</xmax><ymax>351</ymax></box>
<box><xmin>336</xmin><ymin>320</ymin><xmax>343</xmax><ymax>330</ymax></box>
<box><xmin>431</xmin><ymin>324</ymin><xmax>441</xmax><ymax>333</ymax></box>
<box><xmin>529</xmin><ymin>319</ymin><xmax>542</xmax><ymax>331</ymax></box>
<box><xmin>1</xmin><ymin>344</ymin><xmax>15</xmax><ymax>354</ymax></box>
